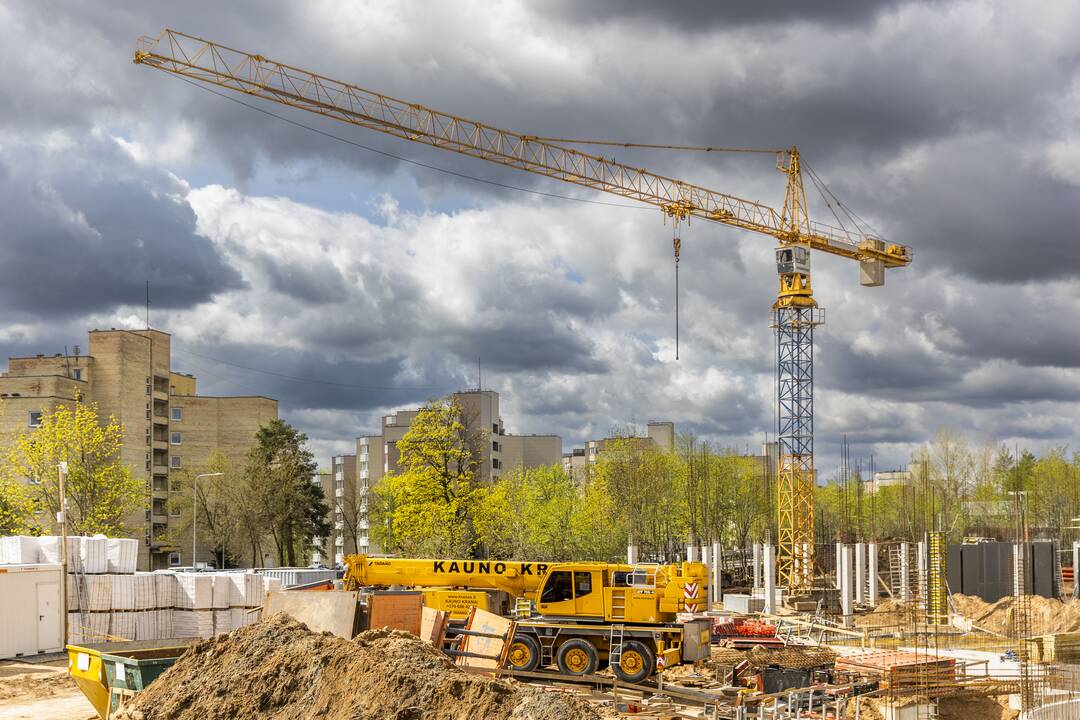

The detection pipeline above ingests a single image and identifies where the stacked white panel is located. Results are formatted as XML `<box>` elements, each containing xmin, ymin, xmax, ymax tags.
<box><xmin>175</xmin><ymin>574</ymin><xmax>213</xmax><ymax>610</ymax></box>
<box><xmin>154</xmin><ymin>573</ymin><xmax>177</xmax><ymax>609</ymax></box>
<box><xmin>66</xmin><ymin>574</ymin><xmax>82</xmax><ymax>612</ymax></box>
<box><xmin>38</xmin><ymin>536</ymin><xmax>81</xmax><ymax>568</ymax></box>
<box><xmin>211</xmin><ymin>575</ymin><xmax>231</xmax><ymax>609</ymax></box>
<box><xmin>111</xmin><ymin>611</ymin><xmax>136</xmax><ymax>640</ymax></box>
<box><xmin>213</xmin><ymin>609</ymin><xmax>234</xmax><ymax>634</ymax></box>
<box><xmin>173</xmin><ymin>610</ymin><xmax>214</xmax><ymax>638</ymax></box>
<box><xmin>263</xmin><ymin>576</ymin><xmax>282</xmax><ymax>597</ymax></box>
<box><xmin>106</xmin><ymin>538</ymin><xmax>139</xmax><ymax>574</ymax></box>
<box><xmin>135</xmin><ymin>610</ymin><xmax>159</xmax><ymax>641</ymax></box>
<box><xmin>110</xmin><ymin>575</ymin><xmax>135</xmax><ymax>611</ymax></box>
<box><xmin>0</xmin><ymin>536</ymin><xmax>40</xmax><ymax>564</ymax></box>
<box><xmin>79</xmin><ymin>537</ymin><xmax>108</xmax><ymax>574</ymax></box>
<box><xmin>226</xmin><ymin>574</ymin><xmax>247</xmax><ymax>606</ymax></box>
<box><xmin>133</xmin><ymin>573</ymin><xmax>156</xmax><ymax>610</ymax></box>
<box><xmin>86</xmin><ymin>612</ymin><xmax>110</xmax><ymax>642</ymax></box>
<box><xmin>85</xmin><ymin>576</ymin><xmax>112</xmax><ymax>611</ymax></box>
<box><xmin>156</xmin><ymin>609</ymin><xmax>173</xmax><ymax>639</ymax></box>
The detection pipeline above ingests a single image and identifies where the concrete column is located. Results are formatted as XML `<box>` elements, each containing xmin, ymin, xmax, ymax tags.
<box><xmin>854</xmin><ymin>543</ymin><xmax>866</xmax><ymax>605</ymax></box>
<box><xmin>700</xmin><ymin>543</ymin><xmax>711</xmax><ymax>609</ymax></box>
<box><xmin>1073</xmin><ymin>542</ymin><xmax>1080</xmax><ymax>600</ymax></box>
<box><xmin>917</xmin><ymin>539</ymin><xmax>927</xmax><ymax>602</ymax></box>
<box><xmin>763</xmin><ymin>544</ymin><xmax>777</xmax><ymax>615</ymax></box>
<box><xmin>712</xmin><ymin>541</ymin><xmax>722</xmax><ymax>605</ymax></box>
<box><xmin>627</xmin><ymin>544</ymin><xmax>638</xmax><ymax>564</ymax></box>
<box><xmin>753</xmin><ymin>543</ymin><xmax>762</xmax><ymax>590</ymax></box>
<box><xmin>836</xmin><ymin>542</ymin><xmax>844</xmax><ymax>589</ymax></box>
<box><xmin>686</xmin><ymin>544</ymin><xmax>699</xmax><ymax>563</ymax></box>
<box><xmin>899</xmin><ymin>543</ymin><xmax>911</xmax><ymax>601</ymax></box>
<box><xmin>867</xmin><ymin>542</ymin><xmax>878</xmax><ymax>608</ymax></box>
<box><xmin>840</xmin><ymin>545</ymin><xmax>853</xmax><ymax>627</ymax></box>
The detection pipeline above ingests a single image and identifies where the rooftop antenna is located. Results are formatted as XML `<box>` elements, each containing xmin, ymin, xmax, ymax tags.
<box><xmin>145</xmin><ymin>280</ymin><xmax>151</xmax><ymax>330</ymax></box>
<box><xmin>478</xmin><ymin>356</ymin><xmax>482</xmax><ymax>391</ymax></box>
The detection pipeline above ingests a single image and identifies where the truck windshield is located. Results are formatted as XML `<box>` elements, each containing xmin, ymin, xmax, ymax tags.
<box><xmin>540</xmin><ymin>570</ymin><xmax>574</xmax><ymax>603</ymax></box>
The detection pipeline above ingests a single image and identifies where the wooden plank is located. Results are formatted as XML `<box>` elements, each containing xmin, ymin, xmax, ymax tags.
<box><xmin>420</xmin><ymin>605</ymin><xmax>450</xmax><ymax>646</ymax></box>
<box><xmin>263</xmin><ymin>590</ymin><xmax>359</xmax><ymax>638</ymax></box>
<box><xmin>456</xmin><ymin>607</ymin><xmax>514</xmax><ymax>670</ymax></box>
<box><xmin>368</xmin><ymin>591</ymin><xmax>423</xmax><ymax>635</ymax></box>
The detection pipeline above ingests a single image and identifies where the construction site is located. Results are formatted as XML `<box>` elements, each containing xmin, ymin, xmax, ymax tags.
<box><xmin>1</xmin><ymin>10</ymin><xmax>1079</xmax><ymax>720</ymax></box>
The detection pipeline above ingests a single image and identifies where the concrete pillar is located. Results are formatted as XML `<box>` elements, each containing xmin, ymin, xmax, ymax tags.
<box><xmin>899</xmin><ymin>543</ymin><xmax>911</xmax><ymax>601</ymax></box>
<box><xmin>712</xmin><ymin>541</ymin><xmax>722</xmax><ymax>605</ymax></box>
<box><xmin>700</xmin><ymin>543</ymin><xmax>711</xmax><ymax>609</ymax></box>
<box><xmin>753</xmin><ymin>543</ymin><xmax>762</xmax><ymax>590</ymax></box>
<box><xmin>686</xmin><ymin>544</ymin><xmax>699</xmax><ymax>563</ymax></box>
<box><xmin>836</xmin><ymin>542</ymin><xmax>844</xmax><ymax>589</ymax></box>
<box><xmin>855</xmin><ymin>543</ymin><xmax>866</xmax><ymax>605</ymax></box>
<box><xmin>1073</xmin><ymin>542</ymin><xmax>1080</xmax><ymax>600</ymax></box>
<box><xmin>840</xmin><ymin>545</ymin><xmax>853</xmax><ymax>627</ymax></box>
<box><xmin>867</xmin><ymin>542</ymin><xmax>878</xmax><ymax>608</ymax></box>
<box><xmin>917</xmin><ymin>539</ymin><xmax>927</xmax><ymax>602</ymax></box>
<box><xmin>627</xmin><ymin>544</ymin><xmax>638</xmax><ymax>564</ymax></box>
<box><xmin>802</xmin><ymin>542</ymin><xmax>813</xmax><ymax>587</ymax></box>
<box><xmin>763</xmin><ymin>544</ymin><xmax>777</xmax><ymax>615</ymax></box>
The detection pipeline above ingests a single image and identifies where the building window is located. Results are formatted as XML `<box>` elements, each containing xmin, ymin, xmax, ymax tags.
<box><xmin>492</xmin><ymin>458</ymin><xmax>501</xmax><ymax>470</ymax></box>
<box><xmin>171</xmin><ymin>406</ymin><xmax>183</xmax><ymax>421</ymax></box>
<box><xmin>168</xmin><ymin>552</ymin><xmax>181</xmax><ymax>567</ymax></box>
<box><xmin>492</xmin><ymin>441</ymin><xmax>500</xmax><ymax>452</ymax></box>
<box><xmin>170</xmin><ymin>456</ymin><xmax>182</xmax><ymax>468</ymax></box>
<box><xmin>28</xmin><ymin>411</ymin><xmax>42</xmax><ymax>428</ymax></box>
<box><xmin>72</xmin><ymin>368</ymin><xmax>82</xmax><ymax>380</ymax></box>
<box><xmin>170</xmin><ymin>431</ymin><xmax>182</xmax><ymax>445</ymax></box>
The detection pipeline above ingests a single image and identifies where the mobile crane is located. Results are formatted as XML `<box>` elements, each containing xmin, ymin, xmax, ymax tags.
<box><xmin>135</xmin><ymin>30</ymin><xmax>912</xmax><ymax>597</ymax></box>
<box><xmin>344</xmin><ymin>554</ymin><xmax>711</xmax><ymax>681</ymax></box>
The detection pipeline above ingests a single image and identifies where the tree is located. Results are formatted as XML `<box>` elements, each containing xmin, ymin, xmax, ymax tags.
<box><xmin>371</xmin><ymin>396</ymin><xmax>486</xmax><ymax>557</ymax></box>
<box><xmin>167</xmin><ymin>452</ymin><xmax>246</xmax><ymax>567</ymax></box>
<box><xmin>0</xmin><ymin>476</ymin><xmax>36</xmax><ymax>535</ymax></box>
<box><xmin>475</xmin><ymin>465</ymin><xmax>578</xmax><ymax>560</ymax></box>
<box><xmin>245</xmin><ymin>419</ymin><xmax>328</xmax><ymax>566</ymax></box>
<box><xmin>6</xmin><ymin>401</ymin><xmax>144</xmax><ymax>536</ymax></box>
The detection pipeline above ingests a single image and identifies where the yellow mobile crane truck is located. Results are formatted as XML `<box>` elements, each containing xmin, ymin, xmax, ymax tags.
<box><xmin>344</xmin><ymin>555</ymin><xmax>711</xmax><ymax>682</ymax></box>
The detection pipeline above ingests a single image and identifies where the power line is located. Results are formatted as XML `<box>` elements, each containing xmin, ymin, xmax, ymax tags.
<box><xmin>173</xmin><ymin>348</ymin><xmax>451</xmax><ymax>392</ymax></box>
<box><xmin>173</xmin><ymin>75</ymin><xmax>653</xmax><ymax>211</ymax></box>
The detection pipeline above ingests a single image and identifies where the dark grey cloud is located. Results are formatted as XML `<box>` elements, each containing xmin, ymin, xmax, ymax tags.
<box><xmin>0</xmin><ymin>140</ymin><xmax>243</xmax><ymax>317</ymax></box>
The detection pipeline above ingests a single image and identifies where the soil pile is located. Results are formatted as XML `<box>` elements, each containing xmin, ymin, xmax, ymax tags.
<box><xmin>665</xmin><ymin>644</ymin><xmax>836</xmax><ymax>679</ymax></box>
<box><xmin>951</xmin><ymin>594</ymin><xmax>1080</xmax><ymax>636</ymax></box>
<box><xmin>0</xmin><ymin>668</ymin><xmax>74</xmax><ymax>701</ymax></box>
<box><xmin>113</xmin><ymin>613</ymin><xmax>605</xmax><ymax>720</ymax></box>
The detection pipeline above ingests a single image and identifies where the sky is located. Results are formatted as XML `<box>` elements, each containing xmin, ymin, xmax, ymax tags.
<box><xmin>2</xmin><ymin>1</ymin><xmax>1079</xmax><ymax>476</ymax></box>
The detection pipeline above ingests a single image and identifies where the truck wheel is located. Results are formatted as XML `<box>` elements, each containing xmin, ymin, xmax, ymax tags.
<box><xmin>611</xmin><ymin>640</ymin><xmax>654</xmax><ymax>683</ymax></box>
<box><xmin>506</xmin><ymin>634</ymin><xmax>542</xmax><ymax>672</ymax></box>
<box><xmin>556</xmin><ymin>638</ymin><xmax>599</xmax><ymax>676</ymax></box>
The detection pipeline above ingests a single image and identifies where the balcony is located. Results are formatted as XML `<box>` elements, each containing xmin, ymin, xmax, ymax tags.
<box><xmin>152</xmin><ymin>413</ymin><xmax>169</xmax><ymax>426</ymax></box>
<box><xmin>153</xmin><ymin>440</ymin><xmax>168</xmax><ymax>451</ymax></box>
<box><xmin>335</xmin><ymin>487</ymin><xmax>344</xmax><ymax>498</ymax></box>
<box><xmin>152</xmin><ymin>465</ymin><xmax>170</xmax><ymax>477</ymax></box>
<box><xmin>153</xmin><ymin>389</ymin><xmax>169</xmax><ymax>402</ymax></box>
<box><xmin>334</xmin><ymin>521</ymin><xmax>343</xmax><ymax>531</ymax></box>
<box><xmin>152</xmin><ymin>513</ymin><xmax>169</xmax><ymax>525</ymax></box>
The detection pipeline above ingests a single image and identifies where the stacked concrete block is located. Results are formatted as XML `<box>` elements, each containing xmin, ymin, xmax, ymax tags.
<box><xmin>154</xmin><ymin>573</ymin><xmax>177</xmax><ymax>609</ymax></box>
<box><xmin>67</xmin><ymin>573</ymin><xmax>82</xmax><ymax>611</ymax></box>
<box><xmin>157</xmin><ymin>608</ymin><xmax>174</xmax><ymax>639</ymax></box>
<box><xmin>85</xmin><ymin>575</ymin><xmax>113</xmax><ymax>611</ymax></box>
<box><xmin>135</xmin><ymin>611</ymin><xmax>159</xmax><ymax>641</ymax></box>
<box><xmin>173</xmin><ymin>610</ymin><xmax>215</xmax><ymax>639</ymax></box>
<box><xmin>111</xmin><ymin>574</ymin><xmax>136</xmax><ymax>611</ymax></box>
<box><xmin>106</xmin><ymin>538</ymin><xmax>139</xmax><ymax>574</ymax></box>
<box><xmin>212</xmin><ymin>575</ymin><xmax>231</xmax><ymax>610</ymax></box>
<box><xmin>38</xmin><ymin>536</ymin><xmax>82</xmax><ymax>569</ymax></box>
<box><xmin>79</xmin><ymin>536</ymin><xmax>108</xmax><ymax>574</ymax></box>
<box><xmin>0</xmin><ymin>536</ymin><xmax>40</xmax><ymax>564</ymax></box>
<box><xmin>112</xmin><ymin>611</ymin><xmax>136</xmax><ymax>640</ymax></box>
<box><xmin>133</xmin><ymin>573</ymin><xmax>157</xmax><ymax>610</ymax></box>
<box><xmin>213</xmin><ymin>609</ymin><xmax>235</xmax><ymax>634</ymax></box>
<box><xmin>175</xmin><ymin>574</ymin><xmax>214</xmax><ymax>610</ymax></box>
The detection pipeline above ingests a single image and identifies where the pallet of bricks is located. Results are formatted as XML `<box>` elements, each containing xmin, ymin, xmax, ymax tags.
<box><xmin>0</xmin><ymin>535</ymin><xmax>280</xmax><ymax>644</ymax></box>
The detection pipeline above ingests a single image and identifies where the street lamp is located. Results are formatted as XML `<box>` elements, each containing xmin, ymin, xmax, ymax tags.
<box><xmin>193</xmin><ymin>473</ymin><xmax>223</xmax><ymax>569</ymax></box>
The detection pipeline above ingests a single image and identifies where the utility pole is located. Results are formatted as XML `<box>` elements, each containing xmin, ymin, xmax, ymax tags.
<box><xmin>57</xmin><ymin>461</ymin><xmax>68</xmax><ymax>644</ymax></box>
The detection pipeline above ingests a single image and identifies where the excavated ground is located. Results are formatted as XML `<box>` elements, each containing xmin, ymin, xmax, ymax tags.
<box><xmin>114</xmin><ymin>613</ymin><xmax>610</xmax><ymax>720</ymax></box>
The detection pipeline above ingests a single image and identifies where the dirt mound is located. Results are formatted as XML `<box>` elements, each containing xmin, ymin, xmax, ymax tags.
<box><xmin>951</xmin><ymin>594</ymin><xmax>1080</xmax><ymax>636</ymax></box>
<box><xmin>0</xmin><ymin>669</ymin><xmax>74</xmax><ymax>701</ymax></box>
<box><xmin>114</xmin><ymin>613</ymin><xmax>604</xmax><ymax>720</ymax></box>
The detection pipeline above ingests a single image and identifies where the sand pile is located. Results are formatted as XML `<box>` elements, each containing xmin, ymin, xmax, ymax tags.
<box><xmin>951</xmin><ymin>594</ymin><xmax>1080</xmax><ymax>636</ymax></box>
<box><xmin>113</xmin><ymin>613</ymin><xmax>605</xmax><ymax>720</ymax></box>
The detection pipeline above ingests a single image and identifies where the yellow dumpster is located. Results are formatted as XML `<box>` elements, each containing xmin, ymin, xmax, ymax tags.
<box><xmin>67</xmin><ymin>639</ymin><xmax>196</xmax><ymax>719</ymax></box>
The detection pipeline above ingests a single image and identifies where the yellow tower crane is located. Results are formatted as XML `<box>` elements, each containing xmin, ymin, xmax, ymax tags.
<box><xmin>134</xmin><ymin>29</ymin><xmax>912</xmax><ymax>596</ymax></box>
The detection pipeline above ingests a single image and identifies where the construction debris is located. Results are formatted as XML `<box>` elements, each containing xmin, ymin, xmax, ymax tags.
<box><xmin>949</xmin><ymin>594</ymin><xmax>1080</xmax><ymax>636</ymax></box>
<box><xmin>113</xmin><ymin>613</ymin><xmax>608</xmax><ymax>720</ymax></box>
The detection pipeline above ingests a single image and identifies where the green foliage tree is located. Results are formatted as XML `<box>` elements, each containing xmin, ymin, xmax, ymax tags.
<box><xmin>475</xmin><ymin>465</ymin><xmax>577</xmax><ymax>560</ymax></box>
<box><xmin>6</xmin><ymin>401</ymin><xmax>144</xmax><ymax>536</ymax></box>
<box><xmin>371</xmin><ymin>397</ymin><xmax>485</xmax><ymax>557</ymax></box>
<box><xmin>245</xmin><ymin>419</ymin><xmax>328</xmax><ymax>566</ymax></box>
<box><xmin>167</xmin><ymin>451</ymin><xmax>249</xmax><ymax>567</ymax></box>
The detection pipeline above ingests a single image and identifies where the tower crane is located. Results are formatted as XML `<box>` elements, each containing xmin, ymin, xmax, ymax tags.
<box><xmin>134</xmin><ymin>29</ymin><xmax>912</xmax><ymax>595</ymax></box>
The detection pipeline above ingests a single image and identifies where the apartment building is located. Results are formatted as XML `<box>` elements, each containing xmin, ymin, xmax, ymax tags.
<box><xmin>0</xmin><ymin>328</ymin><xmax>277</xmax><ymax>570</ymax></box>
<box><xmin>562</xmin><ymin>421</ymin><xmax>676</xmax><ymax>479</ymax></box>
<box><xmin>353</xmin><ymin>390</ymin><xmax>562</xmax><ymax>554</ymax></box>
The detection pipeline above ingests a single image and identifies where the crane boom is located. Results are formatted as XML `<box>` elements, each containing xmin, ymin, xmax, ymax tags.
<box><xmin>134</xmin><ymin>29</ymin><xmax>909</xmax><ymax>272</ymax></box>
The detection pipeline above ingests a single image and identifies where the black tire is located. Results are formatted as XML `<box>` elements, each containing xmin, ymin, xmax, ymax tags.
<box><xmin>611</xmin><ymin>640</ymin><xmax>654</xmax><ymax>683</ymax></box>
<box><xmin>506</xmin><ymin>634</ymin><xmax>542</xmax><ymax>672</ymax></box>
<box><xmin>556</xmin><ymin>638</ymin><xmax>600</xmax><ymax>676</ymax></box>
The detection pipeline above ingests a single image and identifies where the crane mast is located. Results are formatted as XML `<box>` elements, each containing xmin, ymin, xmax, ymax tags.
<box><xmin>135</xmin><ymin>29</ymin><xmax>912</xmax><ymax>597</ymax></box>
